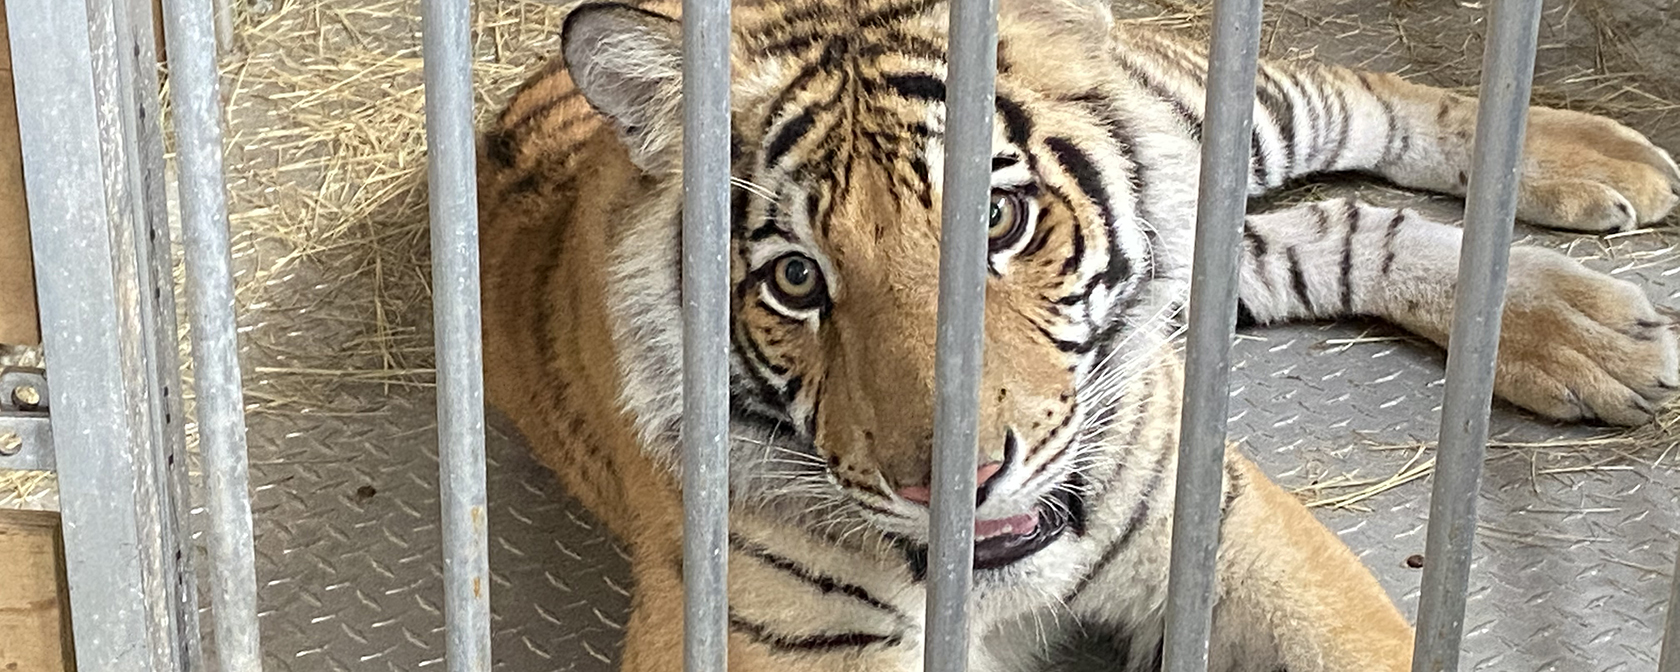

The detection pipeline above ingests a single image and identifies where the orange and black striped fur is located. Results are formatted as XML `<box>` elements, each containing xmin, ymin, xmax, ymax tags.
<box><xmin>478</xmin><ymin>1</ymin><xmax>1680</xmax><ymax>670</ymax></box>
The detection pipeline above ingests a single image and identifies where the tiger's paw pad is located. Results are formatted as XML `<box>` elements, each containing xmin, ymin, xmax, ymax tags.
<box><xmin>1493</xmin><ymin>249</ymin><xmax>1679</xmax><ymax>426</ymax></box>
<box><xmin>1516</xmin><ymin>108</ymin><xmax>1680</xmax><ymax>233</ymax></box>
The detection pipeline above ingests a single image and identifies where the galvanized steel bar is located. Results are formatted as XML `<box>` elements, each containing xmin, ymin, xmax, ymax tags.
<box><xmin>1661</xmin><ymin>546</ymin><xmax>1680</xmax><ymax>672</ymax></box>
<box><xmin>213</xmin><ymin>0</ymin><xmax>235</xmax><ymax>53</ymax></box>
<box><xmin>1161</xmin><ymin>0</ymin><xmax>1264</xmax><ymax>671</ymax></box>
<box><xmin>923</xmin><ymin>1</ymin><xmax>997</xmax><ymax>671</ymax></box>
<box><xmin>681</xmin><ymin>0</ymin><xmax>733</xmax><ymax>671</ymax></box>
<box><xmin>161</xmin><ymin>0</ymin><xmax>263</xmax><ymax>667</ymax></box>
<box><xmin>8</xmin><ymin>0</ymin><xmax>186</xmax><ymax>666</ymax></box>
<box><xmin>420</xmin><ymin>0</ymin><xmax>493</xmax><ymax>668</ymax></box>
<box><xmin>1653</xmin><ymin>544</ymin><xmax>1680</xmax><ymax>672</ymax></box>
<box><xmin>1409</xmin><ymin>3</ymin><xmax>1542</xmax><ymax>672</ymax></box>
<box><xmin>92</xmin><ymin>0</ymin><xmax>205</xmax><ymax>663</ymax></box>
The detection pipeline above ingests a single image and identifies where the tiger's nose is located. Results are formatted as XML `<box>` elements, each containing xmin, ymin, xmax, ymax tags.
<box><xmin>896</xmin><ymin>461</ymin><xmax>1003</xmax><ymax>506</ymax></box>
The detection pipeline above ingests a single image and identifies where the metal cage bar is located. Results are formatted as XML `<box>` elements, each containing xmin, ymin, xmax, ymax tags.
<box><xmin>8</xmin><ymin>0</ymin><xmax>200</xmax><ymax>667</ymax></box>
<box><xmin>161</xmin><ymin>0</ymin><xmax>264</xmax><ymax>667</ymax></box>
<box><xmin>1409</xmin><ymin>2</ymin><xmax>1544</xmax><ymax>671</ymax></box>
<box><xmin>1662</xmin><ymin>547</ymin><xmax>1680</xmax><ymax>672</ymax></box>
<box><xmin>681</xmin><ymin>0</ymin><xmax>733</xmax><ymax>671</ymax></box>
<box><xmin>1162</xmin><ymin>0</ymin><xmax>1265</xmax><ymax>671</ymax></box>
<box><xmin>420</xmin><ymin>0</ymin><xmax>493</xmax><ymax>668</ymax></box>
<box><xmin>90</xmin><ymin>0</ymin><xmax>204</xmax><ymax>665</ymax></box>
<box><xmin>923</xmin><ymin>0</ymin><xmax>998</xmax><ymax>670</ymax></box>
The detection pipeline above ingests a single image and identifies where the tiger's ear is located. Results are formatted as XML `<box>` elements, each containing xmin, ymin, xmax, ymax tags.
<box><xmin>562</xmin><ymin>3</ymin><xmax>685</xmax><ymax>173</ymax></box>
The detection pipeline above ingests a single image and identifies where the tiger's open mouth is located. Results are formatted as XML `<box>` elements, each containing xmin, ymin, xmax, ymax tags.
<box><xmin>972</xmin><ymin>486</ymin><xmax>1079</xmax><ymax>570</ymax></box>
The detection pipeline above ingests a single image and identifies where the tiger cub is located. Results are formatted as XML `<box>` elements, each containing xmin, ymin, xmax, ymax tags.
<box><xmin>477</xmin><ymin>0</ymin><xmax>1680</xmax><ymax>670</ymax></box>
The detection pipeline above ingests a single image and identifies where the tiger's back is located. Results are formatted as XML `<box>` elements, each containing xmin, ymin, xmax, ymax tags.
<box><xmin>478</xmin><ymin>53</ymin><xmax>659</xmax><ymax>537</ymax></box>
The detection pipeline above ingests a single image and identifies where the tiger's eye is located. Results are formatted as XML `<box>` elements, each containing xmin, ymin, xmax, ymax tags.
<box><xmin>988</xmin><ymin>191</ymin><xmax>1028</xmax><ymax>251</ymax></box>
<box><xmin>773</xmin><ymin>255</ymin><xmax>821</xmax><ymax>300</ymax></box>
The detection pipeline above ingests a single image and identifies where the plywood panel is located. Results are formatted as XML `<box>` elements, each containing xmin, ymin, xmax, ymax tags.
<box><xmin>0</xmin><ymin>0</ymin><xmax>37</xmax><ymax>345</ymax></box>
<box><xmin>0</xmin><ymin>509</ymin><xmax>72</xmax><ymax>672</ymax></box>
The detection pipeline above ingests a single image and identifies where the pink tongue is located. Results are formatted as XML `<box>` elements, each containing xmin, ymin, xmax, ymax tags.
<box><xmin>975</xmin><ymin>512</ymin><xmax>1039</xmax><ymax>540</ymax></box>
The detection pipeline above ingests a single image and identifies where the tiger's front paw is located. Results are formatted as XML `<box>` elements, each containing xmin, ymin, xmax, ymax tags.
<box><xmin>1515</xmin><ymin>107</ymin><xmax>1680</xmax><ymax>233</ymax></box>
<box><xmin>1493</xmin><ymin>248</ymin><xmax>1679</xmax><ymax>426</ymax></box>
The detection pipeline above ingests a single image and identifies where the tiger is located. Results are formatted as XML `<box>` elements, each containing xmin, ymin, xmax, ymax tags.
<box><xmin>476</xmin><ymin>0</ymin><xmax>1680</xmax><ymax>670</ymax></box>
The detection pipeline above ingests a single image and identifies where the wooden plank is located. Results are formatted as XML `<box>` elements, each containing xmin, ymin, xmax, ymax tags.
<box><xmin>0</xmin><ymin>0</ymin><xmax>39</xmax><ymax>346</ymax></box>
<box><xmin>0</xmin><ymin>509</ymin><xmax>74</xmax><ymax>672</ymax></box>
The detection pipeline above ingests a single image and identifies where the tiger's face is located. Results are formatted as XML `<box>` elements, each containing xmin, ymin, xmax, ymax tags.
<box><xmin>566</xmin><ymin>1</ymin><xmax>1177</xmax><ymax>569</ymax></box>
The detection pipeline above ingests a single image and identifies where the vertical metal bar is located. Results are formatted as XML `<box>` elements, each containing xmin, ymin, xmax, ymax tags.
<box><xmin>212</xmin><ymin>0</ymin><xmax>234</xmax><ymax>53</ymax></box>
<box><xmin>7</xmin><ymin>0</ymin><xmax>191</xmax><ymax>666</ymax></box>
<box><xmin>420</xmin><ymin>0</ymin><xmax>492</xmax><ymax>668</ymax></box>
<box><xmin>923</xmin><ymin>1</ymin><xmax>996</xmax><ymax>671</ymax></box>
<box><xmin>161</xmin><ymin>0</ymin><xmax>264</xmax><ymax>667</ymax></box>
<box><xmin>1161</xmin><ymin>0</ymin><xmax>1264</xmax><ymax>671</ymax></box>
<box><xmin>1410</xmin><ymin>2</ymin><xmax>1542</xmax><ymax>670</ymax></box>
<box><xmin>1660</xmin><ymin>546</ymin><xmax>1680</xmax><ymax>672</ymax></box>
<box><xmin>681</xmin><ymin>0</ymin><xmax>732</xmax><ymax>670</ymax></box>
<box><xmin>90</xmin><ymin>0</ymin><xmax>204</xmax><ymax>664</ymax></box>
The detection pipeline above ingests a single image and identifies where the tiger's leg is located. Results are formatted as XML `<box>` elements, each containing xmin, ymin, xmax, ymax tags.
<box><xmin>1064</xmin><ymin>451</ymin><xmax>1410</xmax><ymax>672</ymax></box>
<box><xmin>1245</xmin><ymin>44</ymin><xmax>1680</xmax><ymax>230</ymax></box>
<box><xmin>616</xmin><ymin>541</ymin><xmax>928</xmax><ymax>672</ymax></box>
<box><xmin>1236</xmin><ymin>197</ymin><xmax>1680</xmax><ymax>425</ymax></box>
<box><xmin>1113</xmin><ymin>26</ymin><xmax>1680</xmax><ymax>230</ymax></box>
<box><xmin>1207</xmin><ymin>454</ymin><xmax>1413</xmax><ymax>672</ymax></box>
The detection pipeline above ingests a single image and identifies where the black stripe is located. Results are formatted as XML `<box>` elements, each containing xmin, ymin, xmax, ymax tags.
<box><xmin>1059</xmin><ymin>218</ymin><xmax>1087</xmax><ymax>276</ymax></box>
<box><xmin>1339</xmin><ymin>203</ymin><xmax>1359</xmax><ymax>313</ymax></box>
<box><xmin>781</xmin><ymin>376</ymin><xmax>804</xmax><ymax>407</ymax></box>
<box><xmin>1045</xmin><ymin>137</ymin><xmax>1114</xmax><ymax>227</ymax></box>
<box><xmin>732</xmin><ymin>185</ymin><xmax>754</xmax><ymax>238</ymax></box>
<box><xmin>1242</xmin><ymin>219</ymin><xmax>1268</xmax><ymax>257</ymax></box>
<box><xmin>1357</xmin><ymin>72</ymin><xmax>1402</xmax><ymax>170</ymax></box>
<box><xmin>882</xmin><ymin>72</ymin><xmax>944</xmax><ymax>101</ymax></box>
<box><xmin>501</xmin><ymin>88</ymin><xmax>585</xmax><ymax>132</ymax></box>
<box><xmin>1322</xmin><ymin>84</ymin><xmax>1352</xmax><ymax>171</ymax></box>
<box><xmin>1381</xmin><ymin>210</ymin><xmax>1404</xmax><ymax>276</ymax></box>
<box><xmin>1296</xmin><ymin>71</ymin><xmax>1323</xmax><ymax>170</ymax></box>
<box><xmin>759</xmin><ymin>0</ymin><xmax>940</xmax><ymax>55</ymax></box>
<box><xmin>1286</xmin><ymin>246</ymin><xmax>1315</xmax><ymax>315</ymax></box>
<box><xmin>733</xmin><ymin>315</ymin><xmax>792</xmax><ymax>377</ymax></box>
<box><xmin>997</xmin><ymin>95</ymin><xmax>1033</xmax><ymax>146</ymax></box>
<box><xmin>1255</xmin><ymin>70</ymin><xmax>1296</xmax><ymax>176</ymax></box>
<box><xmin>1036</xmin><ymin>323</ymin><xmax>1091</xmax><ymax>354</ymax></box>
<box><xmin>729</xmin><ymin>615</ymin><xmax>902</xmax><ymax>652</ymax></box>
<box><xmin>1063</xmin><ymin>421</ymin><xmax>1173</xmax><ymax>604</ymax></box>
<box><xmin>764</xmin><ymin>109</ymin><xmax>817</xmax><ymax>168</ymax></box>
<box><xmin>893</xmin><ymin>535</ymin><xmax>929</xmax><ymax>582</ymax></box>
<box><xmin>1116</xmin><ymin>55</ymin><xmax>1203</xmax><ymax>141</ymax></box>
<box><xmin>730</xmin><ymin>535</ymin><xmax>905</xmax><ymax>617</ymax></box>
<box><xmin>484</xmin><ymin>129</ymin><xmax>517</xmax><ymax>168</ymax></box>
<box><xmin>756</xmin><ymin>40</ymin><xmax>846</xmax><ymax>145</ymax></box>
<box><xmin>730</xmin><ymin>337</ymin><xmax>794</xmax><ymax>417</ymax></box>
<box><xmin>857</xmin><ymin>32</ymin><xmax>946</xmax><ymax>62</ymax></box>
<box><xmin>1045</xmin><ymin>136</ymin><xmax>1136</xmax><ymax>308</ymax></box>
<box><xmin>1251</xmin><ymin>125</ymin><xmax>1272</xmax><ymax>187</ymax></box>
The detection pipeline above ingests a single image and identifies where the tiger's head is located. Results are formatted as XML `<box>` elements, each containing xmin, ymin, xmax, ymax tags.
<box><xmin>562</xmin><ymin>0</ymin><xmax>1193</xmax><ymax>571</ymax></box>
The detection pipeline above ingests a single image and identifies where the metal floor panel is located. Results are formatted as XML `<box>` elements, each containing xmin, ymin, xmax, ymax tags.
<box><xmin>242</xmin><ymin>232</ymin><xmax>1680</xmax><ymax>672</ymax></box>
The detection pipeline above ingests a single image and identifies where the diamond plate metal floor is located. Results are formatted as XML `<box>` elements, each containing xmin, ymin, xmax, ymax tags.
<box><xmin>237</xmin><ymin>235</ymin><xmax>1680</xmax><ymax>672</ymax></box>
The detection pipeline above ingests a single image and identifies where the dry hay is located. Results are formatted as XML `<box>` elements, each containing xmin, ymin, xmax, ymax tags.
<box><xmin>218</xmin><ymin>0</ymin><xmax>574</xmax><ymax>415</ymax></box>
<box><xmin>5</xmin><ymin>0</ymin><xmax>1680</xmax><ymax>507</ymax></box>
